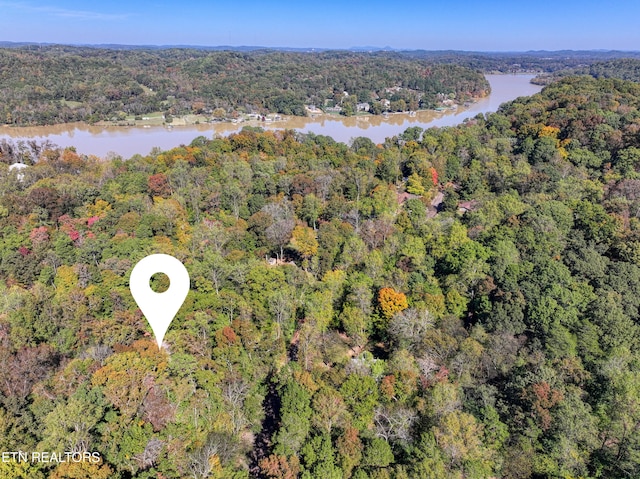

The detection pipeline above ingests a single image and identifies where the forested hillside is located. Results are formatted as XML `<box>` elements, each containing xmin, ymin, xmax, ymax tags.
<box><xmin>1</xmin><ymin>75</ymin><xmax>640</xmax><ymax>478</ymax></box>
<box><xmin>403</xmin><ymin>50</ymin><xmax>640</xmax><ymax>74</ymax></box>
<box><xmin>533</xmin><ymin>58</ymin><xmax>640</xmax><ymax>85</ymax></box>
<box><xmin>0</xmin><ymin>47</ymin><xmax>489</xmax><ymax>126</ymax></box>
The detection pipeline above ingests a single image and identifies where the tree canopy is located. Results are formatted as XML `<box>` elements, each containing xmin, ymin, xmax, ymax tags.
<box><xmin>1</xmin><ymin>72</ymin><xmax>640</xmax><ymax>478</ymax></box>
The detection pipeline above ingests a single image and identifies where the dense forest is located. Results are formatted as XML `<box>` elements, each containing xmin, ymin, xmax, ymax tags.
<box><xmin>401</xmin><ymin>50</ymin><xmax>640</xmax><ymax>74</ymax></box>
<box><xmin>532</xmin><ymin>58</ymin><xmax>640</xmax><ymax>85</ymax></box>
<box><xmin>0</xmin><ymin>47</ymin><xmax>489</xmax><ymax>126</ymax></box>
<box><xmin>2</xmin><ymin>74</ymin><xmax>640</xmax><ymax>479</ymax></box>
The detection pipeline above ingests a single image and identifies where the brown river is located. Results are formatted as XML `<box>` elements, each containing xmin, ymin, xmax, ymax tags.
<box><xmin>0</xmin><ymin>75</ymin><xmax>542</xmax><ymax>158</ymax></box>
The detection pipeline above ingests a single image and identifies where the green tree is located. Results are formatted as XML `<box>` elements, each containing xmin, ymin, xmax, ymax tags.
<box><xmin>340</xmin><ymin>375</ymin><xmax>379</xmax><ymax>431</ymax></box>
<box><xmin>274</xmin><ymin>381</ymin><xmax>313</xmax><ymax>456</ymax></box>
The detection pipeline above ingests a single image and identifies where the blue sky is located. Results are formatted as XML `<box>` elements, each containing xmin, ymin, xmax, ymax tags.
<box><xmin>1</xmin><ymin>0</ymin><xmax>639</xmax><ymax>51</ymax></box>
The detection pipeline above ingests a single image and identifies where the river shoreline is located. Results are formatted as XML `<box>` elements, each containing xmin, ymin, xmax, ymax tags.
<box><xmin>0</xmin><ymin>104</ymin><xmax>471</xmax><ymax>137</ymax></box>
<box><xmin>0</xmin><ymin>75</ymin><xmax>542</xmax><ymax>158</ymax></box>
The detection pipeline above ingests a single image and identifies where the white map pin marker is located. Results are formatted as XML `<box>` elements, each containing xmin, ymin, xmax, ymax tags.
<box><xmin>130</xmin><ymin>254</ymin><xmax>190</xmax><ymax>349</ymax></box>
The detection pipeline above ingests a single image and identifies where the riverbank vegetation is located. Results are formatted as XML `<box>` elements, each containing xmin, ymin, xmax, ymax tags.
<box><xmin>2</xmin><ymin>75</ymin><xmax>640</xmax><ymax>478</ymax></box>
<box><xmin>0</xmin><ymin>47</ymin><xmax>489</xmax><ymax>126</ymax></box>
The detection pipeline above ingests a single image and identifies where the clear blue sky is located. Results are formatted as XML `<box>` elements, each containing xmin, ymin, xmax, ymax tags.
<box><xmin>1</xmin><ymin>0</ymin><xmax>639</xmax><ymax>51</ymax></box>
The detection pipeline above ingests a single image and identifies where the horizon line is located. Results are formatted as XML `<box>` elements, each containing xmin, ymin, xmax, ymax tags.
<box><xmin>1</xmin><ymin>40</ymin><xmax>640</xmax><ymax>55</ymax></box>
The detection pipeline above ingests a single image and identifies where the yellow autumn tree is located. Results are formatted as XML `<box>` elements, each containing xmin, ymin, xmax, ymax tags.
<box><xmin>49</xmin><ymin>460</ymin><xmax>113</xmax><ymax>479</ymax></box>
<box><xmin>406</xmin><ymin>173</ymin><xmax>426</xmax><ymax>195</ymax></box>
<box><xmin>54</xmin><ymin>265</ymin><xmax>79</xmax><ymax>296</ymax></box>
<box><xmin>538</xmin><ymin>125</ymin><xmax>568</xmax><ymax>159</ymax></box>
<box><xmin>85</xmin><ymin>198</ymin><xmax>112</xmax><ymax>219</ymax></box>
<box><xmin>538</xmin><ymin>125</ymin><xmax>561</xmax><ymax>139</ymax></box>
<box><xmin>0</xmin><ymin>460</ymin><xmax>44</xmax><ymax>479</ymax></box>
<box><xmin>289</xmin><ymin>225</ymin><xmax>318</xmax><ymax>259</ymax></box>
<box><xmin>378</xmin><ymin>287</ymin><xmax>408</xmax><ymax>319</ymax></box>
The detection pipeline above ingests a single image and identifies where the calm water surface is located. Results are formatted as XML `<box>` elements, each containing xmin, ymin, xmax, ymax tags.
<box><xmin>0</xmin><ymin>75</ymin><xmax>542</xmax><ymax>158</ymax></box>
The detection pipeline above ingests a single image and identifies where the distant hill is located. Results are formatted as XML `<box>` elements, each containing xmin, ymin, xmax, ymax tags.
<box><xmin>532</xmin><ymin>58</ymin><xmax>640</xmax><ymax>85</ymax></box>
<box><xmin>0</xmin><ymin>46</ymin><xmax>490</xmax><ymax>126</ymax></box>
<box><xmin>1</xmin><ymin>41</ymin><xmax>638</xmax><ymax>57</ymax></box>
<box><xmin>398</xmin><ymin>49</ymin><xmax>640</xmax><ymax>74</ymax></box>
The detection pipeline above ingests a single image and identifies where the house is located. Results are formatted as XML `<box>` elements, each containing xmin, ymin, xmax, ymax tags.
<box><xmin>356</xmin><ymin>102</ymin><xmax>370</xmax><ymax>112</ymax></box>
<box><xmin>9</xmin><ymin>162</ymin><xmax>28</xmax><ymax>181</ymax></box>
<box><xmin>396</xmin><ymin>191</ymin><xmax>420</xmax><ymax>205</ymax></box>
<box><xmin>458</xmin><ymin>200</ymin><xmax>479</xmax><ymax>213</ymax></box>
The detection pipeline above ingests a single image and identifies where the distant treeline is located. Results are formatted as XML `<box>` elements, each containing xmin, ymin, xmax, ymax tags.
<box><xmin>398</xmin><ymin>49</ymin><xmax>640</xmax><ymax>73</ymax></box>
<box><xmin>0</xmin><ymin>47</ymin><xmax>490</xmax><ymax>126</ymax></box>
<box><xmin>532</xmin><ymin>58</ymin><xmax>640</xmax><ymax>85</ymax></box>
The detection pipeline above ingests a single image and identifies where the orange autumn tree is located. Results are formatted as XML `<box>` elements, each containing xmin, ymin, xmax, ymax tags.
<box><xmin>259</xmin><ymin>454</ymin><xmax>301</xmax><ymax>479</ymax></box>
<box><xmin>378</xmin><ymin>287</ymin><xmax>408</xmax><ymax>319</ymax></box>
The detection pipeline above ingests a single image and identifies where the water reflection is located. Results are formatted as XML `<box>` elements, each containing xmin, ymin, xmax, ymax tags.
<box><xmin>0</xmin><ymin>75</ymin><xmax>542</xmax><ymax>158</ymax></box>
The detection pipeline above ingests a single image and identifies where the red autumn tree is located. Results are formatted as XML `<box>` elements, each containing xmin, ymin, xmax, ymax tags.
<box><xmin>148</xmin><ymin>173</ymin><xmax>171</xmax><ymax>197</ymax></box>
